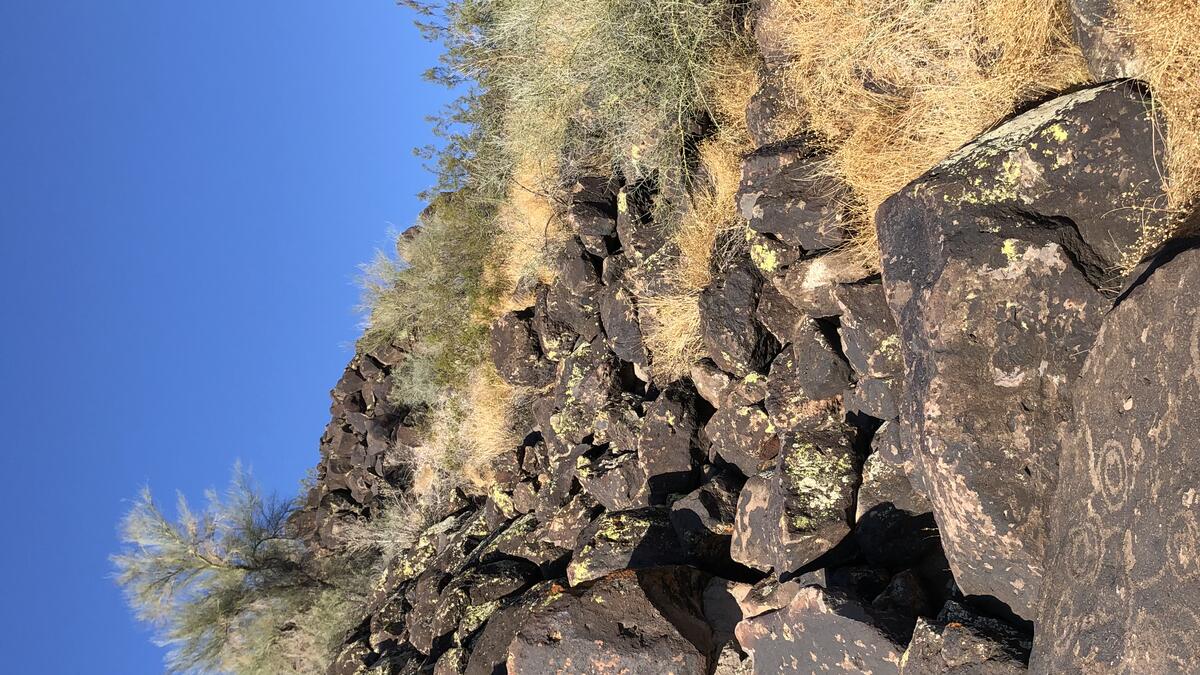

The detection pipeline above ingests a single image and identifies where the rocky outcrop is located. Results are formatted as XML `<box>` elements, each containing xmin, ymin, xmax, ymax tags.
<box><xmin>877</xmin><ymin>81</ymin><xmax>1165</xmax><ymax>618</ymax></box>
<box><xmin>298</xmin><ymin>24</ymin><xmax>1200</xmax><ymax>674</ymax></box>
<box><xmin>1034</xmin><ymin>242</ymin><xmax>1200</xmax><ymax>672</ymax></box>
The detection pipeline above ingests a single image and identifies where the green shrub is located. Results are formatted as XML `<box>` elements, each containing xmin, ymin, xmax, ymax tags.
<box><xmin>112</xmin><ymin>470</ymin><xmax>370</xmax><ymax>674</ymax></box>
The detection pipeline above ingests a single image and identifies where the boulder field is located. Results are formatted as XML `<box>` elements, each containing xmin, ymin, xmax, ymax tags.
<box><xmin>298</xmin><ymin>34</ymin><xmax>1200</xmax><ymax>675</ymax></box>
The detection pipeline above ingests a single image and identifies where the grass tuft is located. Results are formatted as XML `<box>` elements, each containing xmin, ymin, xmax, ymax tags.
<box><xmin>763</xmin><ymin>0</ymin><xmax>1090</xmax><ymax>266</ymax></box>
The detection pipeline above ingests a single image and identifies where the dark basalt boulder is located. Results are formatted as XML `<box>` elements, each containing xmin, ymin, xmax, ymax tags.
<box><xmin>876</xmin><ymin>81</ymin><xmax>1165</xmax><ymax>618</ymax></box>
<box><xmin>506</xmin><ymin>568</ymin><xmax>714</xmax><ymax>675</ymax></box>
<box><xmin>735</xmin><ymin>585</ymin><xmax>910</xmax><ymax>674</ymax></box>
<box><xmin>567</xmin><ymin>507</ymin><xmax>688</xmax><ymax>586</ymax></box>
<box><xmin>530</xmin><ymin>284</ymin><xmax>577</xmax><ymax>362</ymax></box>
<box><xmin>599</xmin><ymin>284</ymin><xmax>648</xmax><ymax>366</ymax></box>
<box><xmin>615</xmin><ymin>183</ymin><xmax>668</xmax><ymax>263</ymax></box>
<box><xmin>548</xmin><ymin>339</ymin><xmax>622</xmax><ymax>446</ymax></box>
<box><xmin>705</xmin><ymin>402</ymin><xmax>780</xmax><ymax>476</ymax></box>
<box><xmin>544</xmin><ymin>238</ymin><xmax>604</xmax><ymax>340</ymax></box>
<box><xmin>732</xmin><ymin>423</ymin><xmax>859</xmax><ymax>574</ymax></box>
<box><xmin>670</xmin><ymin>468</ymin><xmax>745</xmax><ymax>570</ymax></box>
<box><xmin>744</xmin><ymin>63</ymin><xmax>807</xmax><ymax>149</ymax></box>
<box><xmin>902</xmin><ymin>601</ymin><xmax>1031</xmax><ymax>674</ymax></box>
<box><xmin>1033</xmin><ymin>243</ymin><xmax>1200</xmax><ymax>673</ymax></box>
<box><xmin>698</xmin><ymin>260</ymin><xmax>780</xmax><ymax>378</ymax></box>
<box><xmin>737</xmin><ymin>143</ymin><xmax>849</xmax><ymax>252</ymax></box>
<box><xmin>636</xmin><ymin>383</ymin><xmax>704</xmax><ymax>501</ymax></box>
<box><xmin>773</xmin><ymin>248</ymin><xmax>873</xmax><ymax>317</ymax></box>
<box><xmin>489</xmin><ymin>311</ymin><xmax>555</xmax><ymax>388</ymax></box>
<box><xmin>764</xmin><ymin>328</ymin><xmax>851</xmax><ymax>432</ymax></box>
<box><xmin>576</xmin><ymin>448</ymin><xmax>647</xmax><ymax>511</ymax></box>
<box><xmin>835</xmin><ymin>284</ymin><xmax>902</xmax><ymax>381</ymax></box>
<box><xmin>1069</xmin><ymin>0</ymin><xmax>1141</xmax><ymax>81</ymax></box>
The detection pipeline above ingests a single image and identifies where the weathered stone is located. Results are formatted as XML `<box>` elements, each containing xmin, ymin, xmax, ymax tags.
<box><xmin>691</xmin><ymin>359</ymin><xmax>735</xmax><ymax>408</ymax></box>
<box><xmin>857</xmin><ymin>443</ymin><xmax>931</xmax><ymax>522</ymax></box>
<box><xmin>615</xmin><ymin>183</ymin><xmax>668</xmax><ymax>262</ymax></box>
<box><xmin>765</xmin><ymin>328</ymin><xmax>851</xmax><ymax>431</ymax></box>
<box><xmin>507</xmin><ymin>568</ymin><xmax>714</xmax><ymax>675</ymax></box>
<box><xmin>636</xmin><ymin>383</ymin><xmax>703</xmax><ymax>500</ymax></box>
<box><xmin>835</xmin><ymin>284</ymin><xmax>903</xmax><ymax>380</ymax></box>
<box><xmin>549</xmin><ymin>339</ymin><xmax>621</xmax><ymax>446</ymax></box>
<box><xmin>745</xmin><ymin>63</ymin><xmax>807</xmax><ymax>148</ymax></box>
<box><xmin>747</xmin><ymin>231</ymin><xmax>800</xmax><ymax>277</ymax></box>
<box><xmin>844</xmin><ymin>375</ymin><xmax>901</xmax><ymax>421</ymax></box>
<box><xmin>755</xmin><ymin>280</ymin><xmax>808</xmax><ymax>344</ymax></box>
<box><xmin>705</xmin><ymin>403</ymin><xmax>779</xmax><ymax>476</ymax></box>
<box><xmin>490</xmin><ymin>311</ymin><xmax>555</xmax><ymax>388</ymax></box>
<box><xmin>530</xmin><ymin>284</ymin><xmax>577</xmax><ymax>362</ymax></box>
<box><xmin>599</xmin><ymin>284</ymin><xmax>648</xmax><ymax>365</ymax></box>
<box><xmin>328</xmin><ymin>639</ymin><xmax>374</xmax><ymax>675</ymax></box>
<box><xmin>699</xmin><ymin>260</ymin><xmax>780</xmax><ymax>377</ymax></box>
<box><xmin>902</xmin><ymin>601</ymin><xmax>1031</xmax><ymax>674</ymax></box>
<box><xmin>736</xmin><ymin>586</ymin><xmax>909</xmax><ymax>674</ymax></box>
<box><xmin>541</xmin><ymin>491</ymin><xmax>601</xmax><ymax>550</ymax></box>
<box><xmin>670</xmin><ymin>469</ymin><xmax>745</xmax><ymax>569</ymax></box>
<box><xmin>1034</xmin><ymin>243</ymin><xmax>1200</xmax><ymax>672</ymax></box>
<box><xmin>773</xmin><ymin>248</ymin><xmax>873</xmax><ymax>317</ymax></box>
<box><xmin>567</xmin><ymin>507</ymin><xmax>688</xmax><ymax>586</ymax></box>
<box><xmin>575</xmin><ymin>449</ymin><xmax>647</xmax><ymax>511</ymax></box>
<box><xmin>1070</xmin><ymin>0</ymin><xmax>1141</xmax><ymax>81</ymax></box>
<box><xmin>738</xmin><ymin>143</ymin><xmax>848</xmax><ymax>251</ymax></box>
<box><xmin>877</xmin><ymin>82</ymin><xmax>1164</xmax><ymax>618</ymax></box>
<box><xmin>731</xmin><ymin>425</ymin><xmax>858</xmax><ymax>574</ymax></box>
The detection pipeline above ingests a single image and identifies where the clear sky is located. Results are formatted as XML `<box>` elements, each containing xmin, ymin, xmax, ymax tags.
<box><xmin>0</xmin><ymin>2</ymin><xmax>453</xmax><ymax>672</ymax></box>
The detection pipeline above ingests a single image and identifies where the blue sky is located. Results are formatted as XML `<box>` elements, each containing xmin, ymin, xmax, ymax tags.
<box><xmin>0</xmin><ymin>2</ymin><xmax>453</xmax><ymax>672</ymax></box>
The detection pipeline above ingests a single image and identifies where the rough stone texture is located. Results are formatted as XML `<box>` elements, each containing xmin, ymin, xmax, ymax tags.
<box><xmin>745</xmin><ymin>62</ymin><xmax>806</xmax><ymax>149</ymax></box>
<box><xmin>507</xmin><ymin>568</ymin><xmax>714</xmax><ymax>675</ymax></box>
<box><xmin>636</xmin><ymin>383</ymin><xmax>704</xmax><ymax>500</ymax></box>
<box><xmin>1070</xmin><ymin>0</ymin><xmax>1141</xmax><ymax>81</ymax></box>
<box><xmin>599</xmin><ymin>284</ymin><xmax>648</xmax><ymax>366</ymax></box>
<box><xmin>765</xmin><ymin>329</ymin><xmax>851</xmax><ymax>432</ymax></box>
<box><xmin>706</xmin><ymin>402</ymin><xmax>779</xmax><ymax>477</ymax></box>
<box><xmin>736</xmin><ymin>586</ymin><xmax>909</xmax><ymax>674</ymax></box>
<box><xmin>876</xmin><ymin>82</ymin><xmax>1164</xmax><ymax>618</ymax></box>
<box><xmin>489</xmin><ymin>311</ymin><xmax>555</xmax><ymax>388</ymax></box>
<box><xmin>774</xmin><ymin>249</ymin><xmax>873</xmax><ymax>317</ymax></box>
<box><xmin>902</xmin><ymin>601</ymin><xmax>1031</xmax><ymax>674</ymax></box>
<box><xmin>1034</xmin><ymin>244</ymin><xmax>1200</xmax><ymax>673</ymax></box>
<box><xmin>567</xmin><ymin>507</ymin><xmax>687</xmax><ymax>586</ymax></box>
<box><xmin>698</xmin><ymin>260</ymin><xmax>780</xmax><ymax>377</ymax></box>
<box><xmin>738</xmin><ymin>143</ymin><xmax>848</xmax><ymax>252</ymax></box>
<box><xmin>670</xmin><ymin>469</ymin><xmax>744</xmax><ymax>569</ymax></box>
<box><xmin>835</xmin><ymin>284</ymin><xmax>903</xmax><ymax>381</ymax></box>
<box><xmin>731</xmin><ymin>422</ymin><xmax>859</xmax><ymax>574</ymax></box>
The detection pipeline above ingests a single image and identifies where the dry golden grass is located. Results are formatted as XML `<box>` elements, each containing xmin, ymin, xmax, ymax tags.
<box><xmin>1115</xmin><ymin>0</ymin><xmax>1200</xmax><ymax>266</ymax></box>
<box><xmin>486</xmin><ymin>163</ymin><xmax>568</xmax><ymax>315</ymax></box>
<box><xmin>763</xmin><ymin>0</ymin><xmax>1090</xmax><ymax>266</ymax></box>
<box><xmin>640</xmin><ymin>45</ymin><xmax>759</xmax><ymax>380</ymax></box>
<box><xmin>410</xmin><ymin>363</ymin><xmax>523</xmax><ymax>497</ymax></box>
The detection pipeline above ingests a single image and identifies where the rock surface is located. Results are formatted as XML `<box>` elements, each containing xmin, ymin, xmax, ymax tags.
<box><xmin>1034</xmin><ymin>243</ymin><xmax>1200</xmax><ymax>673</ymax></box>
<box><xmin>877</xmin><ymin>81</ymin><xmax>1164</xmax><ymax>618</ymax></box>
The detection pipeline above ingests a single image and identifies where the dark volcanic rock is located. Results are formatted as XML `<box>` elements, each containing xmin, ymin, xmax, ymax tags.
<box><xmin>706</xmin><ymin>402</ymin><xmax>780</xmax><ymax>476</ymax></box>
<box><xmin>670</xmin><ymin>468</ymin><xmax>745</xmax><ymax>569</ymax></box>
<box><xmin>599</xmin><ymin>284</ymin><xmax>648</xmax><ymax>365</ymax></box>
<box><xmin>636</xmin><ymin>383</ymin><xmax>703</xmax><ymax>500</ymax></box>
<box><xmin>567</xmin><ymin>507</ymin><xmax>687</xmax><ymax>586</ymax></box>
<box><xmin>1034</xmin><ymin>243</ymin><xmax>1200</xmax><ymax>672</ymax></box>
<box><xmin>736</xmin><ymin>585</ymin><xmax>909</xmax><ymax>674</ymax></box>
<box><xmin>745</xmin><ymin>64</ymin><xmax>807</xmax><ymax>149</ymax></box>
<box><xmin>902</xmin><ymin>601</ymin><xmax>1031</xmax><ymax>674</ymax></box>
<box><xmin>489</xmin><ymin>311</ymin><xmax>555</xmax><ymax>388</ymax></box>
<box><xmin>764</xmin><ymin>328</ymin><xmax>851</xmax><ymax>431</ymax></box>
<box><xmin>549</xmin><ymin>339</ymin><xmax>621</xmax><ymax>446</ymax></box>
<box><xmin>1069</xmin><ymin>0</ymin><xmax>1141</xmax><ymax>81</ymax></box>
<box><xmin>507</xmin><ymin>568</ymin><xmax>714</xmax><ymax>675</ymax></box>
<box><xmin>576</xmin><ymin>449</ymin><xmax>647</xmax><ymax>511</ymax></box>
<box><xmin>737</xmin><ymin>143</ymin><xmax>848</xmax><ymax>252</ymax></box>
<box><xmin>698</xmin><ymin>260</ymin><xmax>780</xmax><ymax>377</ymax></box>
<box><xmin>835</xmin><ymin>284</ymin><xmax>903</xmax><ymax>381</ymax></box>
<box><xmin>732</xmin><ymin>423</ymin><xmax>859</xmax><ymax>574</ymax></box>
<box><xmin>773</xmin><ymin>248</ymin><xmax>873</xmax><ymax>317</ymax></box>
<box><xmin>876</xmin><ymin>82</ymin><xmax>1165</xmax><ymax>617</ymax></box>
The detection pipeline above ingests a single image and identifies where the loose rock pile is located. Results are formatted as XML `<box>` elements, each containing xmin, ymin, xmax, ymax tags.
<box><xmin>300</xmin><ymin>6</ymin><xmax>1200</xmax><ymax>674</ymax></box>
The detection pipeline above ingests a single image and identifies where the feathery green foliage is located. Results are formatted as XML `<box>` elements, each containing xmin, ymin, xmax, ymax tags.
<box><xmin>113</xmin><ymin>470</ymin><xmax>369</xmax><ymax>674</ymax></box>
